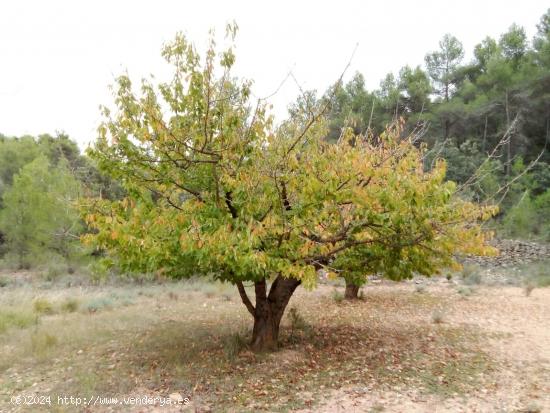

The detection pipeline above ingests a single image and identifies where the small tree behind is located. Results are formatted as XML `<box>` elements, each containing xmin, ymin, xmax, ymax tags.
<box><xmin>0</xmin><ymin>156</ymin><xmax>82</xmax><ymax>267</ymax></box>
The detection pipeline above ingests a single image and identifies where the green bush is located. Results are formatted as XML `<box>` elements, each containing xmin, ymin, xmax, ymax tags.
<box><xmin>44</xmin><ymin>262</ymin><xmax>67</xmax><ymax>281</ymax></box>
<box><xmin>0</xmin><ymin>310</ymin><xmax>36</xmax><ymax>333</ymax></box>
<box><xmin>523</xmin><ymin>261</ymin><xmax>550</xmax><ymax>288</ymax></box>
<box><xmin>33</xmin><ymin>298</ymin><xmax>55</xmax><ymax>315</ymax></box>
<box><xmin>501</xmin><ymin>189</ymin><xmax>550</xmax><ymax>241</ymax></box>
<box><xmin>457</xmin><ymin>286</ymin><xmax>474</xmax><ymax>297</ymax></box>
<box><xmin>88</xmin><ymin>260</ymin><xmax>111</xmax><ymax>285</ymax></box>
<box><xmin>60</xmin><ymin>298</ymin><xmax>80</xmax><ymax>313</ymax></box>
<box><xmin>502</xmin><ymin>194</ymin><xmax>537</xmax><ymax>239</ymax></box>
<box><xmin>331</xmin><ymin>289</ymin><xmax>344</xmax><ymax>303</ymax></box>
<box><xmin>461</xmin><ymin>265</ymin><xmax>482</xmax><ymax>285</ymax></box>
<box><xmin>533</xmin><ymin>190</ymin><xmax>550</xmax><ymax>240</ymax></box>
<box><xmin>0</xmin><ymin>156</ymin><xmax>82</xmax><ymax>268</ymax></box>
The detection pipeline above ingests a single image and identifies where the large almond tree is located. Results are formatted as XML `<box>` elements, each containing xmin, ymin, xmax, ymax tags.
<box><xmin>82</xmin><ymin>28</ymin><xmax>496</xmax><ymax>352</ymax></box>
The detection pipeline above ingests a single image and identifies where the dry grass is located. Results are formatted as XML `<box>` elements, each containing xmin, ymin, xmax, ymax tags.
<box><xmin>0</xmin><ymin>272</ymin><xmax>548</xmax><ymax>412</ymax></box>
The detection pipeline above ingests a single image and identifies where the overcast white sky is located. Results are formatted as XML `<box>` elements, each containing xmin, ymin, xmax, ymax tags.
<box><xmin>0</xmin><ymin>0</ymin><xmax>547</xmax><ymax>147</ymax></box>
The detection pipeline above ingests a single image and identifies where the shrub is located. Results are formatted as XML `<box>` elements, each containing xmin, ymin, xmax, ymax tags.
<box><xmin>33</xmin><ymin>298</ymin><xmax>55</xmax><ymax>315</ymax></box>
<box><xmin>463</xmin><ymin>272</ymin><xmax>482</xmax><ymax>285</ymax></box>
<box><xmin>532</xmin><ymin>189</ymin><xmax>550</xmax><ymax>241</ymax></box>
<box><xmin>43</xmin><ymin>261</ymin><xmax>67</xmax><ymax>281</ymax></box>
<box><xmin>502</xmin><ymin>194</ymin><xmax>537</xmax><ymax>239</ymax></box>
<box><xmin>88</xmin><ymin>260</ymin><xmax>111</xmax><ymax>285</ymax></box>
<box><xmin>518</xmin><ymin>261</ymin><xmax>550</xmax><ymax>291</ymax></box>
<box><xmin>0</xmin><ymin>156</ymin><xmax>82</xmax><ymax>269</ymax></box>
<box><xmin>0</xmin><ymin>276</ymin><xmax>9</xmax><ymax>288</ymax></box>
<box><xmin>457</xmin><ymin>286</ymin><xmax>474</xmax><ymax>297</ymax></box>
<box><xmin>331</xmin><ymin>289</ymin><xmax>344</xmax><ymax>303</ymax></box>
<box><xmin>85</xmin><ymin>297</ymin><xmax>114</xmax><ymax>313</ymax></box>
<box><xmin>60</xmin><ymin>298</ymin><xmax>80</xmax><ymax>313</ymax></box>
<box><xmin>461</xmin><ymin>265</ymin><xmax>482</xmax><ymax>285</ymax></box>
<box><xmin>31</xmin><ymin>331</ymin><xmax>58</xmax><ymax>354</ymax></box>
<box><xmin>530</xmin><ymin>262</ymin><xmax>550</xmax><ymax>287</ymax></box>
<box><xmin>0</xmin><ymin>310</ymin><xmax>36</xmax><ymax>333</ymax></box>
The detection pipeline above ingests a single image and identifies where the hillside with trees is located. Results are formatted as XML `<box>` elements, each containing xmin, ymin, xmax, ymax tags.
<box><xmin>325</xmin><ymin>10</ymin><xmax>550</xmax><ymax>240</ymax></box>
<box><xmin>1</xmin><ymin>12</ymin><xmax>548</xmax><ymax>269</ymax></box>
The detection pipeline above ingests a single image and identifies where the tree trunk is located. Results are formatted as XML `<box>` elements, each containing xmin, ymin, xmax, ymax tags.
<box><xmin>251</xmin><ymin>305</ymin><xmax>279</xmax><ymax>352</ymax></box>
<box><xmin>237</xmin><ymin>276</ymin><xmax>301</xmax><ymax>352</ymax></box>
<box><xmin>505</xmin><ymin>90</ymin><xmax>511</xmax><ymax>177</ymax></box>
<box><xmin>367</xmin><ymin>99</ymin><xmax>375</xmax><ymax>133</ymax></box>
<box><xmin>444</xmin><ymin>118</ymin><xmax>450</xmax><ymax>141</ymax></box>
<box><xmin>344</xmin><ymin>280</ymin><xmax>360</xmax><ymax>300</ymax></box>
<box><xmin>482</xmin><ymin>115</ymin><xmax>488</xmax><ymax>153</ymax></box>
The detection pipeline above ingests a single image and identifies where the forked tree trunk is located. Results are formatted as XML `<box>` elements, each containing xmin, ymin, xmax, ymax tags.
<box><xmin>237</xmin><ymin>276</ymin><xmax>301</xmax><ymax>352</ymax></box>
<box><xmin>344</xmin><ymin>280</ymin><xmax>360</xmax><ymax>300</ymax></box>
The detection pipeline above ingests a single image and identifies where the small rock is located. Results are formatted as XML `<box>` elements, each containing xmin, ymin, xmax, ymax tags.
<box><xmin>169</xmin><ymin>392</ymin><xmax>184</xmax><ymax>403</ymax></box>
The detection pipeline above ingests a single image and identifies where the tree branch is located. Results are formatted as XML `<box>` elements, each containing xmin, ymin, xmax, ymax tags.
<box><xmin>225</xmin><ymin>191</ymin><xmax>238</xmax><ymax>218</ymax></box>
<box><xmin>236</xmin><ymin>281</ymin><xmax>255</xmax><ymax>316</ymax></box>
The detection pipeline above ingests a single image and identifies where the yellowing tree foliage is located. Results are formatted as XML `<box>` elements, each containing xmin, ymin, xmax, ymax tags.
<box><xmin>82</xmin><ymin>27</ymin><xmax>497</xmax><ymax>351</ymax></box>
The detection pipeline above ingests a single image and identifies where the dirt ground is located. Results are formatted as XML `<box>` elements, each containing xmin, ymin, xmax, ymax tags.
<box><xmin>300</xmin><ymin>284</ymin><xmax>550</xmax><ymax>413</ymax></box>
<box><xmin>0</xmin><ymin>271</ymin><xmax>549</xmax><ymax>413</ymax></box>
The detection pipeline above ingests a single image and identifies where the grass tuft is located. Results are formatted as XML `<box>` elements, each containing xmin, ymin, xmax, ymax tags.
<box><xmin>44</xmin><ymin>263</ymin><xmax>66</xmax><ymax>282</ymax></box>
<box><xmin>519</xmin><ymin>402</ymin><xmax>542</xmax><ymax>413</ymax></box>
<box><xmin>60</xmin><ymin>298</ymin><xmax>80</xmax><ymax>313</ymax></box>
<box><xmin>33</xmin><ymin>298</ymin><xmax>55</xmax><ymax>315</ymax></box>
<box><xmin>0</xmin><ymin>310</ymin><xmax>36</xmax><ymax>333</ymax></box>
<box><xmin>85</xmin><ymin>297</ymin><xmax>114</xmax><ymax>313</ymax></box>
<box><xmin>461</xmin><ymin>265</ymin><xmax>482</xmax><ymax>285</ymax></box>
<box><xmin>0</xmin><ymin>276</ymin><xmax>9</xmax><ymax>288</ymax></box>
<box><xmin>288</xmin><ymin>307</ymin><xmax>312</xmax><ymax>343</ymax></box>
<box><xmin>223</xmin><ymin>332</ymin><xmax>247</xmax><ymax>362</ymax></box>
<box><xmin>30</xmin><ymin>331</ymin><xmax>58</xmax><ymax>355</ymax></box>
<box><xmin>457</xmin><ymin>286</ymin><xmax>474</xmax><ymax>297</ymax></box>
<box><xmin>431</xmin><ymin>308</ymin><xmax>445</xmax><ymax>324</ymax></box>
<box><xmin>331</xmin><ymin>289</ymin><xmax>344</xmax><ymax>303</ymax></box>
